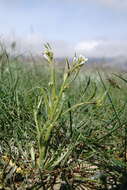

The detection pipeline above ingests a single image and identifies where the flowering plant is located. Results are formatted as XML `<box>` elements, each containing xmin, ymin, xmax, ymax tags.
<box><xmin>34</xmin><ymin>43</ymin><xmax>90</xmax><ymax>168</ymax></box>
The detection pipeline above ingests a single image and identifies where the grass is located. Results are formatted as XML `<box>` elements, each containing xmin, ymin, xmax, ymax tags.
<box><xmin>0</xmin><ymin>44</ymin><xmax>127</xmax><ymax>189</ymax></box>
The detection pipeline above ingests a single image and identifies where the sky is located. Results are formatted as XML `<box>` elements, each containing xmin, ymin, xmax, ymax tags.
<box><xmin>0</xmin><ymin>0</ymin><xmax>127</xmax><ymax>58</ymax></box>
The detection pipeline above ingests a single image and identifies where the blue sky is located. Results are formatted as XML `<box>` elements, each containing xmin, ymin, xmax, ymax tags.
<box><xmin>0</xmin><ymin>0</ymin><xmax>127</xmax><ymax>57</ymax></box>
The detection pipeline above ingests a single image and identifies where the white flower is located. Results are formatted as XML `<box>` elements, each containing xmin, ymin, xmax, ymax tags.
<box><xmin>73</xmin><ymin>54</ymin><xmax>88</xmax><ymax>66</ymax></box>
<box><xmin>43</xmin><ymin>49</ymin><xmax>53</xmax><ymax>62</ymax></box>
<box><xmin>78</xmin><ymin>55</ymin><xmax>88</xmax><ymax>65</ymax></box>
<box><xmin>73</xmin><ymin>56</ymin><xmax>78</xmax><ymax>63</ymax></box>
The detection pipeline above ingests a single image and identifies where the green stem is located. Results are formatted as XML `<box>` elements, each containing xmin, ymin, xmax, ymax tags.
<box><xmin>38</xmin><ymin>123</ymin><xmax>54</xmax><ymax>168</ymax></box>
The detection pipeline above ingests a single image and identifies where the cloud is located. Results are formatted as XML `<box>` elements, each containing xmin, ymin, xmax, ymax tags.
<box><xmin>1</xmin><ymin>33</ymin><xmax>127</xmax><ymax>58</ymax></box>
<box><xmin>1</xmin><ymin>0</ymin><xmax>127</xmax><ymax>10</ymax></box>
<box><xmin>91</xmin><ymin>0</ymin><xmax>127</xmax><ymax>9</ymax></box>
<box><xmin>1</xmin><ymin>33</ymin><xmax>74</xmax><ymax>57</ymax></box>
<box><xmin>75</xmin><ymin>40</ymin><xmax>127</xmax><ymax>58</ymax></box>
<box><xmin>1</xmin><ymin>33</ymin><xmax>45</xmax><ymax>55</ymax></box>
<box><xmin>77</xmin><ymin>0</ymin><xmax>127</xmax><ymax>9</ymax></box>
<box><xmin>75</xmin><ymin>41</ymin><xmax>100</xmax><ymax>51</ymax></box>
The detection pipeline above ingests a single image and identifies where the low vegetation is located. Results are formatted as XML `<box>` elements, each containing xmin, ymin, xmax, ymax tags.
<box><xmin>0</xmin><ymin>43</ymin><xmax>127</xmax><ymax>189</ymax></box>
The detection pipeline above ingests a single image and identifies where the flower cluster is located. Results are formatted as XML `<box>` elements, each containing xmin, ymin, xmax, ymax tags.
<box><xmin>43</xmin><ymin>43</ymin><xmax>54</xmax><ymax>63</ymax></box>
<box><xmin>43</xmin><ymin>49</ymin><xmax>53</xmax><ymax>63</ymax></box>
<box><xmin>73</xmin><ymin>54</ymin><xmax>88</xmax><ymax>66</ymax></box>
